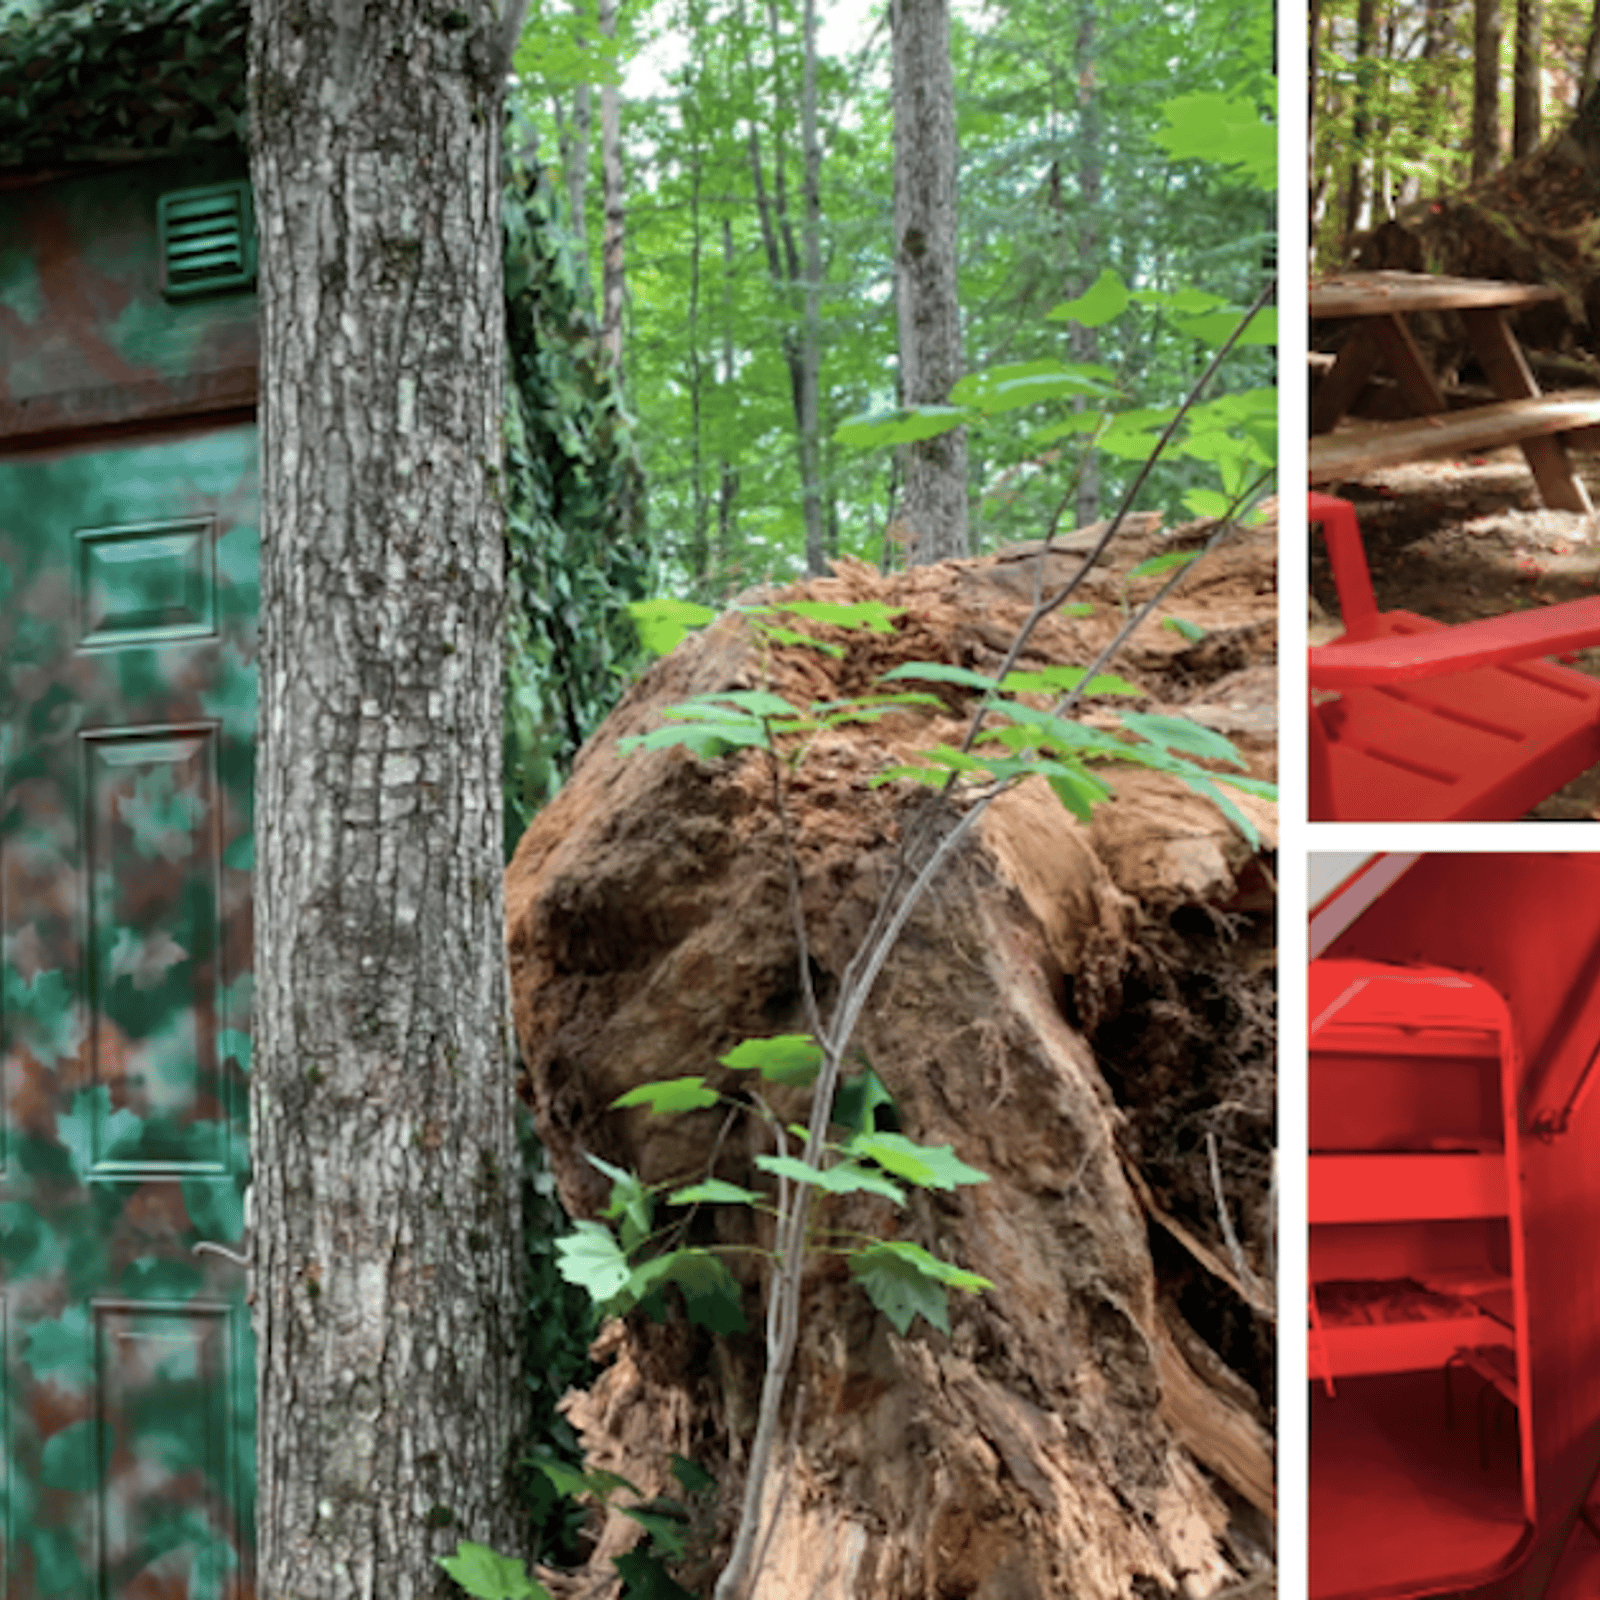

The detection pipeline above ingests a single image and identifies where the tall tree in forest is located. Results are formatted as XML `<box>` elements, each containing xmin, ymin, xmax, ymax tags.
<box><xmin>600</xmin><ymin>0</ymin><xmax>627</xmax><ymax>370</ymax></box>
<box><xmin>1342</xmin><ymin>0</ymin><xmax>1377</xmax><ymax>246</ymax></box>
<box><xmin>735</xmin><ymin>0</ymin><xmax>830</xmax><ymax>575</ymax></box>
<box><xmin>798</xmin><ymin>0</ymin><xmax>827</xmax><ymax>572</ymax></box>
<box><xmin>248</xmin><ymin>2</ymin><xmax>528</xmax><ymax>1595</ymax></box>
<box><xmin>891</xmin><ymin>0</ymin><xmax>967</xmax><ymax>563</ymax></box>
<box><xmin>1474</xmin><ymin>0</ymin><xmax>1504</xmax><ymax>175</ymax></box>
<box><xmin>1514</xmin><ymin>0</ymin><xmax>1543</xmax><ymax>154</ymax></box>
<box><xmin>556</xmin><ymin>81</ymin><xmax>592</xmax><ymax>278</ymax></box>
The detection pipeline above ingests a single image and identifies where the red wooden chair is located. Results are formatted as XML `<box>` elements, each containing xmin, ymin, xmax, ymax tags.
<box><xmin>1309</xmin><ymin>490</ymin><xmax>1600</xmax><ymax>820</ymax></box>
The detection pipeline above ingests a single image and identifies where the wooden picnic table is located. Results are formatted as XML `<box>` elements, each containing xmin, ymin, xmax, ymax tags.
<box><xmin>1310</xmin><ymin>270</ymin><xmax>1600</xmax><ymax>515</ymax></box>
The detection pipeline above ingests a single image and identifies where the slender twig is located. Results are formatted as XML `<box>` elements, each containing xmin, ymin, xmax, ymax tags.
<box><xmin>1206</xmin><ymin>1130</ymin><xmax>1254</xmax><ymax>1294</ymax></box>
<box><xmin>738</xmin><ymin>1382</ymin><xmax>807</xmax><ymax>1600</ymax></box>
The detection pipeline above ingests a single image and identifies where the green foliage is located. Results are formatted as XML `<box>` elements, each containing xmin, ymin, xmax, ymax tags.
<box><xmin>502</xmin><ymin>102</ymin><xmax>654</xmax><ymax>850</ymax></box>
<box><xmin>556</xmin><ymin>1049</ymin><xmax>994</xmax><ymax>1339</ymax></box>
<box><xmin>513</xmin><ymin>0</ymin><xmax>1274</xmax><ymax>584</ymax></box>
<box><xmin>1153</xmin><ymin>91</ymin><xmax>1277</xmax><ymax>189</ymax></box>
<box><xmin>518</xmin><ymin>1118</ymin><xmax>601</xmax><ymax>1565</ymax></box>
<box><xmin>717</xmin><ymin>1032</ymin><xmax>822</xmax><ymax>1084</ymax></box>
<box><xmin>848</xmin><ymin>1241</ymin><xmax>992</xmax><ymax>1337</ymax></box>
<box><xmin>438</xmin><ymin>1541</ymin><xmax>551</xmax><ymax>1600</ymax></box>
<box><xmin>834</xmin><ymin>281</ymin><xmax>1276</xmax><ymax>535</ymax></box>
<box><xmin>523</xmin><ymin>1451</ymin><xmax>709</xmax><ymax>1600</ymax></box>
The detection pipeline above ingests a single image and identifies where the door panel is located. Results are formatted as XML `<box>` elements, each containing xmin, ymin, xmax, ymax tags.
<box><xmin>0</xmin><ymin>424</ymin><xmax>257</xmax><ymax>1598</ymax></box>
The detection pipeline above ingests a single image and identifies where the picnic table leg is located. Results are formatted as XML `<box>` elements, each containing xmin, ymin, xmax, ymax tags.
<box><xmin>1368</xmin><ymin>313</ymin><xmax>1449</xmax><ymax>417</ymax></box>
<box><xmin>1462</xmin><ymin>305</ymin><xmax>1595</xmax><ymax>516</ymax></box>
<box><xmin>1311</xmin><ymin>324</ymin><xmax>1384</xmax><ymax>435</ymax></box>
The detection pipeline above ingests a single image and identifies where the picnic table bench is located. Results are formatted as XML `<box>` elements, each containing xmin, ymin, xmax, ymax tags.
<box><xmin>1310</xmin><ymin>270</ymin><xmax>1600</xmax><ymax>515</ymax></box>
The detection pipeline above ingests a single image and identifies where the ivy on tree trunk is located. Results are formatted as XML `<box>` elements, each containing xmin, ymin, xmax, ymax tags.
<box><xmin>248</xmin><ymin>3</ymin><xmax>526</xmax><ymax>1594</ymax></box>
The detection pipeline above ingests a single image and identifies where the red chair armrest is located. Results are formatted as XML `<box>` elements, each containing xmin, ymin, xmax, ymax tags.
<box><xmin>1310</xmin><ymin>596</ymin><xmax>1600</xmax><ymax>688</ymax></box>
<box><xmin>1309</xmin><ymin>491</ymin><xmax>1380</xmax><ymax>642</ymax></box>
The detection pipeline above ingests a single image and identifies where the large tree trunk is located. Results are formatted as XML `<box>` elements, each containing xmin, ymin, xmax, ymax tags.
<box><xmin>1513</xmin><ymin>0</ymin><xmax>1543</xmax><ymax>157</ymax></box>
<box><xmin>1473</xmin><ymin>0</ymin><xmax>1504</xmax><ymax>178</ymax></box>
<box><xmin>892</xmin><ymin>0</ymin><xmax>969</xmax><ymax>564</ymax></box>
<box><xmin>506</xmin><ymin>525</ymin><xmax>1280</xmax><ymax>1599</ymax></box>
<box><xmin>248</xmin><ymin>4</ymin><xmax>525</xmax><ymax>1595</ymax></box>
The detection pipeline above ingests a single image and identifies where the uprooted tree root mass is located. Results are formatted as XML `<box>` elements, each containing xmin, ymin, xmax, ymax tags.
<box><xmin>505</xmin><ymin>521</ymin><xmax>1277</xmax><ymax>1599</ymax></box>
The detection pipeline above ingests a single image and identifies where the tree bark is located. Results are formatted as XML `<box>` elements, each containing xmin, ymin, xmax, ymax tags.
<box><xmin>1513</xmin><ymin>0</ymin><xmax>1542</xmax><ymax>157</ymax></box>
<box><xmin>248</xmin><ymin>4</ymin><xmax>524</xmax><ymax>1596</ymax></box>
<box><xmin>1582</xmin><ymin>0</ymin><xmax>1600</xmax><ymax>108</ymax></box>
<box><xmin>599</xmin><ymin>0</ymin><xmax>627</xmax><ymax>372</ymax></box>
<box><xmin>798</xmin><ymin>0</ymin><xmax>826</xmax><ymax>576</ymax></box>
<box><xmin>1474</xmin><ymin>0</ymin><xmax>1503</xmax><ymax>178</ymax></box>
<box><xmin>1342</xmin><ymin>0</ymin><xmax>1378</xmax><ymax>249</ymax></box>
<box><xmin>891</xmin><ymin>0</ymin><xmax>968</xmax><ymax>564</ymax></box>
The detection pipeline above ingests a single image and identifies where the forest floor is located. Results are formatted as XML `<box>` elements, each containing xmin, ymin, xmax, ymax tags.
<box><xmin>1309</xmin><ymin>447</ymin><xmax>1600</xmax><ymax>818</ymax></box>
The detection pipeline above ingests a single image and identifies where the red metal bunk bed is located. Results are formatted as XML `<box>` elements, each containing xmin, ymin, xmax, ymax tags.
<box><xmin>1310</xmin><ymin>959</ymin><xmax>1536</xmax><ymax>1599</ymax></box>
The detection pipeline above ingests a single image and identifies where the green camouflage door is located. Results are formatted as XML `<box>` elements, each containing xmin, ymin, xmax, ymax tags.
<box><xmin>0</xmin><ymin>423</ymin><xmax>257</xmax><ymax>1599</ymax></box>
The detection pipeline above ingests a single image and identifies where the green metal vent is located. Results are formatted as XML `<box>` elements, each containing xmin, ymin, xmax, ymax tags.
<box><xmin>158</xmin><ymin>181</ymin><xmax>256</xmax><ymax>301</ymax></box>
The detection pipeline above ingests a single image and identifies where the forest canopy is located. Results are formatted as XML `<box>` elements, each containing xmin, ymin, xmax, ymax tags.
<box><xmin>510</xmin><ymin>0</ymin><xmax>1275</xmax><ymax>596</ymax></box>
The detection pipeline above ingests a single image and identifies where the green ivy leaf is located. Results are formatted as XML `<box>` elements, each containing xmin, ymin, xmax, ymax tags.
<box><xmin>1182</xmin><ymin>488</ymin><xmax>1234</xmax><ymax>519</ymax></box>
<box><xmin>620</xmin><ymin>1505</ymin><xmax>690</xmax><ymax>1560</ymax></box>
<box><xmin>437</xmin><ymin>1541</ymin><xmax>551</xmax><ymax>1600</ymax></box>
<box><xmin>670</xmin><ymin>1453</ymin><xmax>716</xmax><ymax>1493</ymax></box>
<box><xmin>1173</xmin><ymin>306</ymin><xmax>1278</xmax><ymax>346</ymax></box>
<box><xmin>612</xmin><ymin>1077</ymin><xmax>721</xmax><ymax>1114</ymax></box>
<box><xmin>747</xmin><ymin>621</ymin><xmax>845</xmax><ymax>657</ymax></box>
<box><xmin>949</xmin><ymin>359</ymin><xmax>1114</xmax><ymax>412</ymax></box>
<box><xmin>1000</xmin><ymin>667</ymin><xmax>1144</xmax><ymax>698</ymax></box>
<box><xmin>756</xmin><ymin>1154</ymin><xmax>906</xmax><ymax>1205</ymax></box>
<box><xmin>1126</xmin><ymin>550</ymin><xmax>1203</xmax><ymax>583</ymax></box>
<box><xmin>612</xmin><ymin>1547</ymin><xmax>698</xmax><ymax>1600</ymax></box>
<box><xmin>719</xmin><ymin>1034</ymin><xmax>822</xmax><ymax>1085</ymax></box>
<box><xmin>1163</xmin><ymin>617</ymin><xmax>1207</xmax><ymax>643</ymax></box>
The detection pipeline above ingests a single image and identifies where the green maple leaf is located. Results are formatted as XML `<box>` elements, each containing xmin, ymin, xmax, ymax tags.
<box><xmin>554</xmin><ymin>1220</ymin><xmax>631</xmax><ymax>1301</ymax></box>
<box><xmin>756</xmin><ymin>1154</ymin><xmax>905</xmax><ymax>1205</ymax></box>
<box><xmin>436</xmin><ymin>1541</ymin><xmax>550</xmax><ymax>1600</ymax></box>
<box><xmin>718</xmin><ymin>1034</ymin><xmax>822</xmax><ymax>1085</ymax></box>
<box><xmin>847</xmin><ymin>1132</ymin><xmax>989</xmax><ymax>1190</ymax></box>
<box><xmin>612</xmin><ymin>1076</ymin><xmax>721</xmax><ymax>1114</ymax></box>
<box><xmin>849</xmin><ymin>1241</ymin><xmax>993</xmax><ymax>1335</ymax></box>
